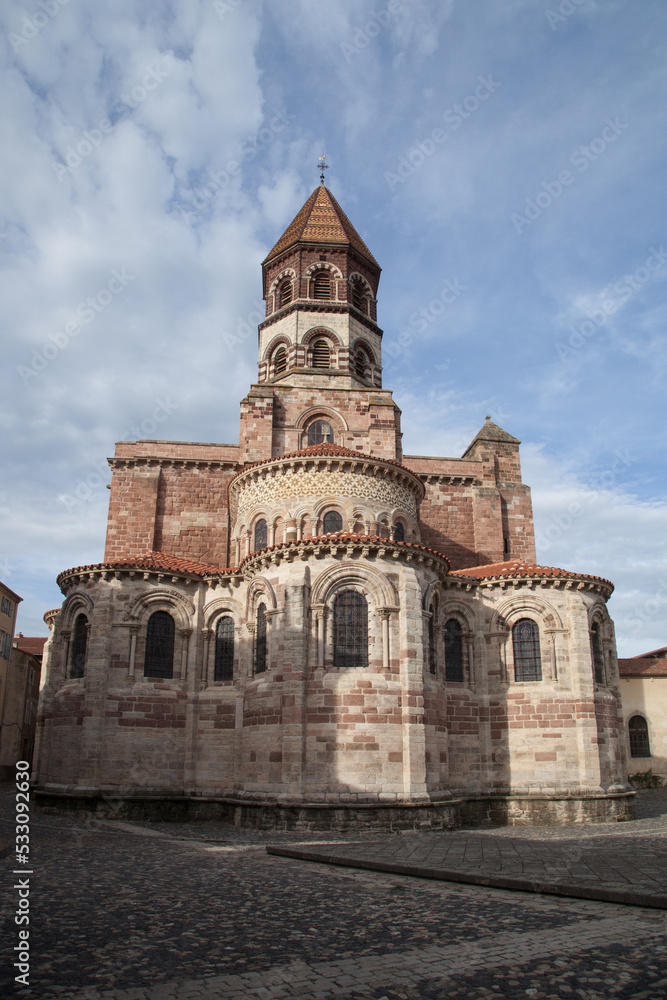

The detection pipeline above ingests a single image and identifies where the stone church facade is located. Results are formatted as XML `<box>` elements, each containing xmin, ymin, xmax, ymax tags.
<box><xmin>34</xmin><ymin>185</ymin><xmax>633</xmax><ymax>827</ymax></box>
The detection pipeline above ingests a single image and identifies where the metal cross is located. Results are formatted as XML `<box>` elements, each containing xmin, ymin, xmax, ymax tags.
<box><xmin>317</xmin><ymin>154</ymin><xmax>329</xmax><ymax>184</ymax></box>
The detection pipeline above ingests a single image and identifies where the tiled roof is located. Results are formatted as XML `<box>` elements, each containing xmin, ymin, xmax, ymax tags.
<box><xmin>242</xmin><ymin>532</ymin><xmax>451</xmax><ymax>568</ymax></box>
<box><xmin>618</xmin><ymin>657</ymin><xmax>667</xmax><ymax>677</ymax></box>
<box><xmin>451</xmin><ymin>559</ymin><xmax>614</xmax><ymax>590</ymax></box>
<box><xmin>58</xmin><ymin>552</ymin><xmax>224</xmax><ymax>582</ymax></box>
<box><xmin>263</xmin><ymin>186</ymin><xmax>379</xmax><ymax>265</ymax></box>
<box><xmin>13</xmin><ymin>635</ymin><xmax>47</xmax><ymax>656</ymax></box>
<box><xmin>462</xmin><ymin>416</ymin><xmax>520</xmax><ymax>457</ymax></box>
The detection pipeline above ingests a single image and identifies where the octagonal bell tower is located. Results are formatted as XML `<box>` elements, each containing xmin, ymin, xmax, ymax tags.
<box><xmin>239</xmin><ymin>181</ymin><xmax>402</xmax><ymax>464</ymax></box>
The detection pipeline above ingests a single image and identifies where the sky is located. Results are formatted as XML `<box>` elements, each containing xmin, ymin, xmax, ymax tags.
<box><xmin>1</xmin><ymin>0</ymin><xmax>666</xmax><ymax>656</ymax></box>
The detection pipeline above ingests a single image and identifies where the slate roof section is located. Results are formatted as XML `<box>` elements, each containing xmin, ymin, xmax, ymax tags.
<box><xmin>452</xmin><ymin>559</ymin><xmax>614</xmax><ymax>591</ymax></box>
<box><xmin>263</xmin><ymin>186</ymin><xmax>379</xmax><ymax>266</ymax></box>
<box><xmin>618</xmin><ymin>657</ymin><xmax>667</xmax><ymax>677</ymax></box>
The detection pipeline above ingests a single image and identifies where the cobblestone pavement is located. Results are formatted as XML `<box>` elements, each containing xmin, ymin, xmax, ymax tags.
<box><xmin>0</xmin><ymin>785</ymin><xmax>666</xmax><ymax>999</ymax></box>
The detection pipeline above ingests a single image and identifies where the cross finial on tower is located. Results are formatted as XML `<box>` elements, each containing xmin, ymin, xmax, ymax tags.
<box><xmin>317</xmin><ymin>153</ymin><xmax>329</xmax><ymax>185</ymax></box>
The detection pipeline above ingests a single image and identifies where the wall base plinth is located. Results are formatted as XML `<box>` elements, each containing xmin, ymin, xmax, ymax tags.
<box><xmin>35</xmin><ymin>787</ymin><xmax>636</xmax><ymax>829</ymax></box>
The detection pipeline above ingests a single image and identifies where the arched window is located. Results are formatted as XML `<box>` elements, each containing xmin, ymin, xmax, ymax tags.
<box><xmin>273</xmin><ymin>346</ymin><xmax>287</xmax><ymax>375</ymax></box>
<box><xmin>70</xmin><ymin>613</ymin><xmax>88</xmax><ymax>679</ymax></box>
<box><xmin>628</xmin><ymin>716</ymin><xmax>651</xmax><ymax>758</ymax></box>
<box><xmin>279</xmin><ymin>279</ymin><xmax>292</xmax><ymax>307</ymax></box>
<box><xmin>144</xmin><ymin>611</ymin><xmax>175</xmax><ymax>679</ymax></box>
<box><xmin>351</xmin><ymin>281</ymin><xmax>365</xmax><ymax>311</ymax></box>
<box><xmin>214</xmin><ymin>616</ymin><xmax>234</xmax><ymax>682</ymax></box>
<box><xmin>444</xmin><ymin>618</ymin><xmax>463</xmax><ymax>682</ymax></box>
<box><xmin>254</xmin><ymin>518</ymin><xmax>267</xmax><ymax>551</ymax></box>
<box><xmin>322</xmin><ymin>510</ymin><xmax>343</xmax><ymax>533</ymax></box>
<box><xmin>333</xmin><ymin>591</ymin><xmax>368</xmax><ymax>669</ymax></box>
<box><xmin>312</xmin><ymin>339</ymin><xmax>330</xmax><ymax>368</ymax></box>
<box><xmin>255</xmin><ymin>604</ymin><xmax>267</xmax><ymax>674</ymax></box>
<box><xmin>307</xmin><ymin>419</ymin><xmax>334</xmax><ymax>446</ymax></box>
<box><xmin>355</xmin><ymin>349</ymin><xmax>367</xmax><ymax>379</ymax></box>
<box><xmin>313</xmin><ymin>271</ymin><xmax>330</xmax><ymax>299</ymax></box>
<box><xmin>393</xmin><ymin>522</ymin><xmax>405</xmax><ymax>542</ymax></box>
<box><xmin>512</xmin><ymin>618</ymin><xmax>542</xmax><ymax>682</ymax></box>
<box><xmin>428</xmin><ymin>607</ymin><xmax>437</xmax><ymax>675</ymax></box>
<box><xmin>591</xmin><ymin>621</ymin><xmax>605</xmax><ymax>684</ymax></box>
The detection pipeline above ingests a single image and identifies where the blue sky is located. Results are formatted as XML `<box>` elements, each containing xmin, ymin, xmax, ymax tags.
<box><xmin>1</xmin><ymin>0</ymin><xmax>666</xmax><ymax>655</ymax></box>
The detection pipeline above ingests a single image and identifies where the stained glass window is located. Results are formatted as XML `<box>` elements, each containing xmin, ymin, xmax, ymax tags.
<box><xmin>445</xmin><ymin>619</ymin><xmax>463</xmax><ymax>682</ymax></box>
<box><xmin>254</xmin><ymin>518</ymin><xmax>267</xmax><ymax>550</ymax></box>
<box><xmin>307</xmin><ymin>420</ymin><xmax>333</xmax><ymax>446</ymax></box>
<box><xmin>322</xmin><ymin>510</ymin><xmax>343</xmax><ymax>533</ymax></box>
<box><xmin>214</xmin><ymin>616</ymin><xmax>234</xmax><ymax>682</ymax></box>
<box><xmin>255</xmin><ymin>605</ymin><xmax>267</xmax><ymax>674</ymax></box>
<box><xmin>333</xmin><ymin>591</ymin><xmax>368</xmax><ymax>669</ymax></box>
<box><xmin>144</xmin><ymin>611</ymin><xmax>175</xmax><ymax>679</ymax></box>
<box><xmin>70</xmin><ymin>613</ymin><xmax>88</xmax><ymax>679</ymax></box>
<box><xmin>512</xmin><ymin>618</ymin><xmax>542</xmax><ymax>682</ymax></box>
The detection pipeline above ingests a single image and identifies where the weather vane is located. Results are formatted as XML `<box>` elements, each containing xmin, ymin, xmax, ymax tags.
<box><xmin>317</xmin><ymin>153</ymin><xmax>329</xmax><ymax>184</ymax></box>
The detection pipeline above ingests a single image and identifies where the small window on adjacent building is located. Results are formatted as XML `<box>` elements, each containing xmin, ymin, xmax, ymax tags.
<box><xmin>591</xmin><ymin>621</ymin><xmax>605</xmax><ymax>684</ymax></box>
<box><xmin>144</xmin><ymin>611</ymin><xmax>175</xmax><ymax>679</ymax></box>
<box><xmin>273</xmin><ymin>346</ymin><xmax>287</xmax><ymax>375</ymax></box>
<box><xmin>307</xmin><ymin>420</ymin><xmax>334</xmax><ymax>446</ymax></box>
<box><xmin>313</xmin><ymin>271</ymin><xmax>331</xmax><ymax>299</ymax></box>
<box><xmin>279</xmin><ymin>279</ymin><xmax>292</xmax><ymax>307</ymax></box>
<box><xmin>333</xmin><ymin>591</ymin><xmax>368</xmax><ymax>669</ymax></box>
<box><xmin>629</xmin><ymin>715</ymin><xmax>651</xmax><ymax>758</ymax></box>
<box><xmin>255</xmin><ymin>605</ymin><xmax>267</xmax><ymax>674</ymax></box>
<box><xmin>254</xmin><ymin>518</ymin><xmax>268</xmax><ymax>551</ymax></box>
<box><xmin>444</xmin><ymin>618</ymin><xmax>464</xmax><ymax>682</ymax></box>
<box><xmin>312</xmin><ymin>339</ymin><xmax>330</xmax><ymax>368</ymax></box>
<box><xmin>322</xmin><ymin>510</ymin><xmax>343</xmax><ymax>533</ymax></box>
<box><xmin>70</xmin><ymin>613</ymin><xmax>88</xmax><ymax>679</ymax></box>
<box><xmin>214</xmin><ymin>616</ymin><xmax>234</xmax><ymax>682</ymax></box>
<box><xmin>512</xmin><ymin>618</ymin><xmax>542</xmax><ymax>682</ymax></box>
<box><xmin>393</xmin><ymin>522</ymin><xmax>405</xmax><ymax>542</ymax></box>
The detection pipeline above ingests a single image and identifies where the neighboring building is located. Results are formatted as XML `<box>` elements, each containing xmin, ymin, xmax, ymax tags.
<box><xmin>619</xmin><ymin>647</ymin><xmax>667</xmax><ymax>780</ymax></box>
<box><xmin>0</xmin><ymin>634</ymin><xmax>46</xmax><ymax>777</ymax></box>
<box><xmin>0</xmin><ymin>581</ymin><xmax>21</xmax><ymax>773</ymax></box>
<box><xmin>34</xmin><ymin>183</ymin><xmax>633</xmax><ymax>828</ymax></box>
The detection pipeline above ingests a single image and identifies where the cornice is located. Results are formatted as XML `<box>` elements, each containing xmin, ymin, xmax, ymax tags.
<box><xmin>109</xmin><ymin>457</ymin><xmax>240</xmax><ymax>472</ymax></box>
<box><xmin>238</xmin><ymin>534</ymin><xmax>450</xmax><ymax>579</ymax></box>
<box><xmin>259</xmin><ymin>301</ymin><xmax>383</xmax><ymax>338</ymax></box>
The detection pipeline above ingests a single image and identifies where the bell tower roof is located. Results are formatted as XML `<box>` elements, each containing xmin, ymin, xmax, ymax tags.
<box><xmin>262</xmin><ymin>186</ymin><xmax>379</xmax><ymax>267</ymax></box>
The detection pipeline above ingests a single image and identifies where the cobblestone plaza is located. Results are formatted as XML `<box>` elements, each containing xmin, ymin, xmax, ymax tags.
<box><xmin>1</xmin><ymin>785</ymin><xmax>666</xmax><ymax>999</ymax></box>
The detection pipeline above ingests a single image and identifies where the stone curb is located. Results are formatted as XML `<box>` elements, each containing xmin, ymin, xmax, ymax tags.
<box><xmin>266</xmin><ymin>845</ymin><xmax>667</xmax><ymax>910</ymax></box>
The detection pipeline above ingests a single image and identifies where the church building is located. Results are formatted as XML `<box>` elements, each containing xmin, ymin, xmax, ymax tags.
<box><xmin>34</xmin><ymin>182</ymin><xmax>634</xmax><ymax>827</ymax></box>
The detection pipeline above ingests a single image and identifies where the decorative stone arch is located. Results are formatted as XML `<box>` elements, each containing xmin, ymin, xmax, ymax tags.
<box><xmin>304</xmin><ymin>259</ymin><xmax>344</xmax><ymax>289</ymax></box>
<box><xmin>246</xmin><ymin>575</ymin><xmax>278</xmax><ymax>616</ymax></box>
<box><xmin>349</xmin><ymin>272</ymin><xmax>374</xmax><ymax>300</ymax></box>
<box><xmin>587</xmin><ymin>599</ymin><xmax>611</xmax><ymax>685</ymax></box>
<box><xmin>203</xmin><ymin>596</ymin><xmax>244</xmax><ymax>631</ymax></box>
<box><xmin>125</xmin><ymin>588</ymin><xmax>195</xmax><ymax>631</ymax></box>
<box><xmin>388</xmin><ymin>507</ymin><xmax>415</xmax><ymax>541</ymax></box>
<box><xmin>491</xmin><ymin>595</ymin><xmax>562</xmax><ymax>685</ymax></box>
<box><xmin>440</xmin><ymin>597</ymin><xmax>476</xmax><ymax>685</ymax></box>
<box><xmin>310</xmin><ymin>563</ymin><xmax>399</xmax><ymax>671</ymax></box>
<box><xmin>301</xmin><ymin>326</ymin><xmax>343</xmax><ymax>348</ymax></box>
<box><xmin>296</xmin><ymin>405</ymin><xmax>348</xmax><ymax>449</ymax></box>
<box><xmin>263</xmin><ymin>332</ymin><xmax>292</xmax><ymax>363</ymax></box>
<box><xmin>268</xmin><ymin>267</ymin><xmax>297</xmax><ymax>299</ymax></box>
<box><xmin>61</xmin><ymin>591</ymin><xmax>94</xmax><ymax>630</ymax></box>
<box><xmin>351</xmin><ymin>336</ymin><xmax>376</xmax><ymax>366</ymax></box>
<box><xmin>124</xmin><ymin>589</ymin><xmax>195</xmax><ymax>681</ymax></box>
<box><xmin>312</xmin><ymin>495</ymin><xmax>349</xmax><ymax>531</ymax></box>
